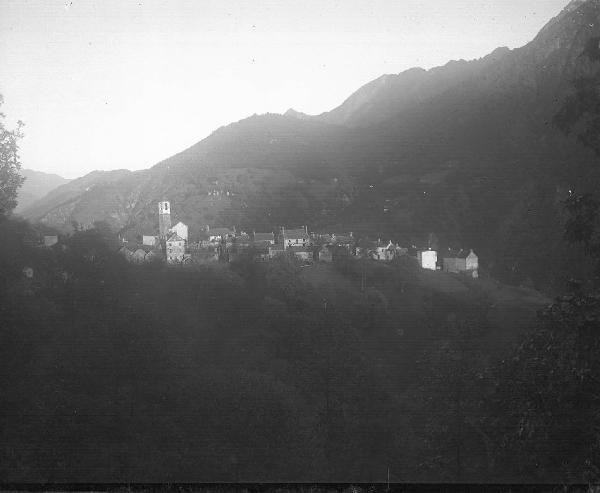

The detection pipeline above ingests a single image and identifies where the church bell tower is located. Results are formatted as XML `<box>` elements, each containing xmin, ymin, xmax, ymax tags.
<box><xmin>158</xmin><ymin>201</ymin><xmax>171</xmax><ymax>238</ymax></box>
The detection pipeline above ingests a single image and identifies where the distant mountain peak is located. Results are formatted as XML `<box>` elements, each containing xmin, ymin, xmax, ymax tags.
<box><xmin>284</xmin><ymin>108</ymin><xmax>312</xmax><ymax>120</ymax></box>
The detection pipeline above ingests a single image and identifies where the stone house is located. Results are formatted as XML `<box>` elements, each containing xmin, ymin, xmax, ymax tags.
<box><xmin>442</xmin><ymin>249</ymin><xmax>479</xmax><ymax>277</ymax></box>
<box><xmin>166</xmin><ymin>233</ymin><xmax>186</xmax><ymax>264</ymax></box>
<box><xmin>282</xmin><ymin>226</ymin><xmax>311</xmax><ymax>250</ymax></box>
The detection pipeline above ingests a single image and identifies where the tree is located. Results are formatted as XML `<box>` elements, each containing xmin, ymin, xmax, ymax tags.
<box><xmin>0</xmin><ymin>95</ymin><xmax>25</xmax><ymax>216</ymax></box>
<box><xmin>489</xmin><ymin>294</ymin><xmax>600</xmax><ymax>482</ymax></box>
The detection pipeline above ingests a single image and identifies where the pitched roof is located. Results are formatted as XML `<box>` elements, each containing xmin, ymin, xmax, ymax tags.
<box><xmin>208</xmin><ymin>227</ymin><xmax>234</xmax><ymax>236</ymax></box>
<box><xmin>254</xmin><ymin>232</ymin><xmax>274</xmax><ymax>242</ymax></box>
<box><xmin>283</xmin><ymin>228</ymin><xmax>309</xmax><ymax>239</ymax></box>
<box><xmin>443</xmin><ymin>249</ymin><xmax>476</xmax><ymax>259</ymax></box>
<box><xmin>333</xmin><ymin>234</ymin><xmax>354</xmax><ymax>244</ymax></box>
<box><xmin>167</xmin><ymin>234</ymin><xmax>184</xmax><ymax>242</ymax></box>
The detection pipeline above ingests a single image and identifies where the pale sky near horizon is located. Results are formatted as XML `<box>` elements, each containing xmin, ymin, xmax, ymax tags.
<box><xmin>1</xmin><ymin>0</ymin><xmax>569</xmax><ymax>179</ymax></box>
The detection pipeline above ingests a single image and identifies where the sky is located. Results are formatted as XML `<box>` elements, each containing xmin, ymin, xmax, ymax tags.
<box><xmin>0</xmin><ymin>0</ymin><xmax>569</xmax><ymax>179</ymax></box>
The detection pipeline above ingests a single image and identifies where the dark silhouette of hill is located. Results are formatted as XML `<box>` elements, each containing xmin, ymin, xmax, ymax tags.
<box><xmin>21</xmin><ymin>0</ymin><xmax>600</xmax><ymax>291</ymax></box>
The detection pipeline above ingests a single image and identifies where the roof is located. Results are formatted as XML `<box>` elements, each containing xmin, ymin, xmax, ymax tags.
<box><xmin>283</xmin><ymin>228</ymin><xmax>309</xmax><ymax>239</ymax></box>
<box><xmin>122</xmin><ymin>243</ymin><xmax>158</xmax><ymax>254</ymax></box>
<box><xmin>167</xmin><ymin>234</ymin><xmax>185</xmax><ymax>242</ymax></box>
<box><xmin>208</xmin><ymin>227</ymin><xmax>234</xmax><ymax>236</ymax></box>
<box><xmin>443</xmin><ymin>249</ymin><xmax>476</xmax><ymax>259</ymax></box>
<box><xmin>121</xmin><ymin>243</ymin><xmax>139</xmax><ymax>253</ymax></box>
<box><xmin>333</xmin><ymin>234</ymin><xmax>354</xmax><ymax>244</ymax></box>
<box><xmin>254</xmin><ymin>232</ymin><xmax>274</xmax><ymax>242</ymax></box>
<box><xmin>172</xmin><ymin>221</ymin><xmax>187</xmax><ymax>228</ymax></box>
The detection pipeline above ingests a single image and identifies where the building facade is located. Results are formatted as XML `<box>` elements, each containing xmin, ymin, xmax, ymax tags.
<box><xmin>166</xmin><ymin>233</ymin><xmax>186</xmax><ymax>263</ymax></box>
<box><xmin>282</xmin><ymin>226</ymin><xmax>311</xmax><ymax>250</ymax></box>
<box><xmin>417</xmin><ymin>249</ymin><xmax>438</xmax><ymax>270</ymax></box>
<box><xmin>442</xmin><ymin>249</ymin><xmax>479</xmax><ymax>276</ymax></box>
<box><xmin>170</xmin><ymin>221</ymin><xmax>189</xmax><ymax>242</ymax></box>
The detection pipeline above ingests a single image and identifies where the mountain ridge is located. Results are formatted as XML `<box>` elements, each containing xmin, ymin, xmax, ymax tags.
<box><xmin>20</xmin><ymin>0</ymin><xmax>600</xmax><ymax>291</ymax></box>
<box><xmin>15</xmin><ymin>169</ymin><xmax>70</xmax><ymax>213</ymax></box>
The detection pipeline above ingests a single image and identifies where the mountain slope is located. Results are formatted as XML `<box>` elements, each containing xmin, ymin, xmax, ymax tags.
<box><xmin>23</xmin><ymin>0</ymin><xmax>600</xmax><ymax>291</ymax></box>
<box><xmin>21</xmin><ymin>169</ymin><xmax>132</xmax><ymax>228</ymax></box>
<box><xmin>15</xmin><ymin>169</ymin><xmax>70</xmax><ymax>213</ymax></box>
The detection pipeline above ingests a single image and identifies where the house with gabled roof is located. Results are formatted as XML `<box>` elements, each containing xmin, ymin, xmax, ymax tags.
<box><xmin>206</xmin><ymin>226</ymin><xmax>236</xmax><ymax>243</ymax></box>
<box><xmin>131</xmin><ymin>247</ymin><xmax>148</xmax><ymax>264</ymax></box>
<box><xmin>443</xmin><ymin>249</ymin><xmax>478</xmax><ymax>277</ymax></box>
<box><xmin>253</xmin><ymin>231</ymin><xmax>275</xmax><ymax>245</ymax></box>
<box><xmin>169</xmin><ymin>221</ymin><xmax>189</xmax><ymax>242</ymax></box>
<box><xmin>166</xmin><ymin>233</ymin><xmax>186</xmax><ymax>264</ymax></box>
<box><xmin>282</xmin><ymin>226</ymin><xmax>311</xmax><ymax>250</ymax></box>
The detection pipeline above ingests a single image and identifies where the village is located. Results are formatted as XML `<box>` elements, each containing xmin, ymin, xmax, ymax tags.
<box><xmin>115</xmin><ymin>200</ymin><xmax>479</xmax><ymax>277</ymax></box>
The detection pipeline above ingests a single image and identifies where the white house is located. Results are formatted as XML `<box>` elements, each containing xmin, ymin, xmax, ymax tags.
<box><xmin>169</xmin><ymin>222</ymin><xmax>189</xmax><ymax>242</ymax></box>
<box><xmin>417</xmin><ymin>249</ymin><xmax>438</xmax><ymax>270</ymax></box>
<box><xmin>142</xmin><ymin>235</ymin><xmax>158</xmax><ymax>247</ymax></box>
